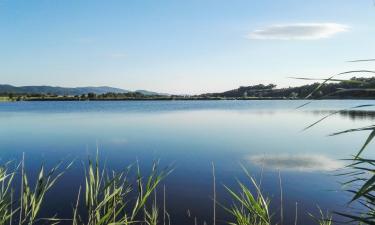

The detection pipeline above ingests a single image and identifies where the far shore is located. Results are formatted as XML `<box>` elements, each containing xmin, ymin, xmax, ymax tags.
<box><xmin>1</xmin><ymin>96</ymin><xmax>374</xmax><ymax>102</ymax></box>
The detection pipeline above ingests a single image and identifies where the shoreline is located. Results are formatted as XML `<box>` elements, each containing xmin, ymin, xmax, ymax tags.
<box><xmin>1</xmin><ymin>97</ymin><xmax>375</xmax><ymax>102</ymax></box>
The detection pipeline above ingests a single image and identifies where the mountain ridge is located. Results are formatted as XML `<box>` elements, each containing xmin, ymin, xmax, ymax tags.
<box><xmin>0</xmin><ymin>84</ymin><xmax>166</xmax><ymax>96</ymax></box>
<box><xmin>200</xmin><ymin>77</ymin><xmax>375</xmax><ymax>99</ymax></box>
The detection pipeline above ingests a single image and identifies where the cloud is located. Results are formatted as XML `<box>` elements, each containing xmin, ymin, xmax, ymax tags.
<box><xmin>247</xmin><ymin>23</ymin><xmax>349</xmax><ymax>40</ymax></box>
<box><xmin>247</xmin><ymin>154</ymin><xmax>343</xmax><ymax>172</ymax></box>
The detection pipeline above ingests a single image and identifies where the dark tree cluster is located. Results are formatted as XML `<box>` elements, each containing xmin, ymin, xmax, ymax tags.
<box><xmin>200</xmin><ymin>77</ymin><xmax>375</xmax><ymax>99</ymax></box>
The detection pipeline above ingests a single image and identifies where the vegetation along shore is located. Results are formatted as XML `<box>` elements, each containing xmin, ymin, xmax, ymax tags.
<box><xmin>2</xmin><ymin>76</ymin><xmax>375</xmax><ymax>101</ymax></box>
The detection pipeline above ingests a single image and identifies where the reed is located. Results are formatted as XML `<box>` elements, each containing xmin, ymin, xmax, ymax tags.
<box><xmin>0</xmin><ymin>162</ymin><xmax>16</xmax><ymax>224</ymax></box>
<box><xmin>308</xmin><ymin>207</ymin><xmax>332</xmax><ymax>225</ymax></box>
<box><xmin>223</xmin><ymin>166</ymin><xmax>271</xmax><ymax>225</ymax></box>
<box><xmin>295</xmin><ymin>65</ymin><xmax>375</xmax><ymax>224</ymax></box>
<box><xmin>212</xmin><ymin>162</ymin><xmax>216</xmax><ymax>225</ymax></box>
<box><xmin>0</xmin><ymin>154</ymin><xmax>340</xmax><ymax>225</ymax></box>
<box><xmin>73</xmin><ymin>152</ymin><xmax>172</xmax><ymax>225</ymax></box>
<box><xmin>0</xmin><ymin>152</ymin><xmax>173</xmax><ymax>225</ymax></box>
<box><xmin>0</xmin><ymin>156</ymin><xmax>71</xmax><ymax>225</ymax></box>
<box><xmin>335</xmin><ymin>158</ymin><xmax>375</xmax><ymax>224</ymax></box>
<box><xmin>19</xmin><ymin>158</ymin><xmax>72</xmax><ymax>225</ymax></box>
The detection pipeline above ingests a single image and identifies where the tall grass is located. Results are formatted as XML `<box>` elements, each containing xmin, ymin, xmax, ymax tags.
<box><xmin>308</xmin><ymin>207</ymin><xmax>332</xmax><ymax>225</ymax></box>
<box><xmin>0</xmin><ymin>162</ymin><xmax>16</xmax><ymax>224</ymax></box>
<box><xmin>2</xmin><ymin>154</ymin><xmax>335</xmax><ymax>225</ymax></box>
<box><xmin>223</xmin><ymin>166</ymin><xmax>271</xmax><ymax>225</ymax></box>
<box><xmin>0</xmin><ymin>153</ymin><xmax>172</xmax><ymax>225</ymax></box>
<box><xmin>73</xmin><ymin>153</ymin><xmax>172</xmax><ymax>225</ymax></box>
<box><xmin>296</xmin><ymin>65</ymin><xmax>375</xmax><ymax>224</ymax></box>
<box><xmin>335</xmin><ymin>158</ymin><xmax>375</xmax><ymax>224</ymax></box>
<box><xmin>0</xmin><ymin>156</ymin><xmax>71</xmax><ymax>225</ymax></box>
<box><xmin>19</xmin><ymin>156</ymin><xmax>72</xmax><ymax>225</ymax></box>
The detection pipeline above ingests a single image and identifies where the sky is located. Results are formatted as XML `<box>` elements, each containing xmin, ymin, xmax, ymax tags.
<box><xmin>0</xmin><ymin>0</ymin><xmax>375</xmax><ymax>94</ymax></box>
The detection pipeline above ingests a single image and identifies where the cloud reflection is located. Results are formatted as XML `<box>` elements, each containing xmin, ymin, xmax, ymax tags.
<box><xmin>248</xmin><ymin>154</ymin><xmax>343</xmax><ymax>172</ymax></box>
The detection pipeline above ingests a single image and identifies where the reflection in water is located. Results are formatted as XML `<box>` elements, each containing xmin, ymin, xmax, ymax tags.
<box><xmin>248</xmin><ymin>154</ymin><xmax>343</xmax><ymax>172</ymax></box>
<box><xmin>0</xmin><ymin>100</ymin><xmax>370</xmax><ymax>225</ymax></box>
<box><xmin>311</xmin><ymin>110</ymin><xmax>375</xmax><ymax>121</ymax></box>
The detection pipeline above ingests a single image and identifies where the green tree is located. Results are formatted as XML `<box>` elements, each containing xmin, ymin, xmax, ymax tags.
<box><xmin>87</xmin><ymin>93</ymin><xmax>96</xmax><ymax>99</ymax></box>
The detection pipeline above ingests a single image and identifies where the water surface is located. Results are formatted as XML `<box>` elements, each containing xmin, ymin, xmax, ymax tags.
<box><xmin>1</xmin><ymin>100</ymin><xmax>374</xmax><ymax>225</ymax></box>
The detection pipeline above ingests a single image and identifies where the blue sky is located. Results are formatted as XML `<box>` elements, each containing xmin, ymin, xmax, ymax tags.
<box><xmin>0</xmin><ymin>0</ymin><xmax>374</xmax><ymax>94</ymax></box>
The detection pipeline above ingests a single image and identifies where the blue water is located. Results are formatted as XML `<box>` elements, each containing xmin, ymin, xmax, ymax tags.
<box><xmin>0</xmin><ymin>100</ymin><xmax>374</xmax><ymax>225</ymax></box>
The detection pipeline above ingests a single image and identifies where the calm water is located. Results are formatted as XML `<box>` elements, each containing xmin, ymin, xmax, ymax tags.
<box><xmin>1</xmin><ymin>100</ymin><xmax>374</xmax><ymax>225</ymax></box>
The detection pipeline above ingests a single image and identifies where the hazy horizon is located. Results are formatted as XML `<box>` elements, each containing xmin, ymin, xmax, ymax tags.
<box><xmin>1</xmin><ymin>0</ymin><xmax>375</xmax><ymax>94</ymax></box>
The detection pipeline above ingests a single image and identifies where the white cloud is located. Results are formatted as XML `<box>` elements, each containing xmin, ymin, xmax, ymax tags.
<box><xmin>247</xmin><ymin>154</ymin><xmax>343</xmax><ymax>172</ymax></box>
<box><xmin>247</xmin><ymin>23</ymin><xmax>349</xmax><ymax>40</ymax></box>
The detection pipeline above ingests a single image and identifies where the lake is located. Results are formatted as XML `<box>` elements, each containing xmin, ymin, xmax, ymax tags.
<box><xmin>0</xmin><ymin>100</ymin><xmax>374</xmax><ymax>225</ymax></box>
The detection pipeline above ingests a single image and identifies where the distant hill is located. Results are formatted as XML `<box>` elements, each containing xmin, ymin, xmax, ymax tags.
<box><xmin>135</xmin><ymin>90</ymin><xmax>169</xmax><ymax>96</ymax></box>
<box><xmin>0</xmin><ymin>85</ymin><xmax>165</xmax><ymax>96</ymax></box>
<box><xmin>201</xmin><ymin>77</ymin><xmax>375</xmax><ymax>99</ymax></box>
<box><xmin>204</xmin><ymin>84</ymin><xmax>277</xmax><ymax>98</ymax></box>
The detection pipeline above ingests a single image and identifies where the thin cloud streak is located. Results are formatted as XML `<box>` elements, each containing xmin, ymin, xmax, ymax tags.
<box><xmin>248</xmin><ymin>23</ymin><xmax>349</xmax><ymax>40</ymax></box>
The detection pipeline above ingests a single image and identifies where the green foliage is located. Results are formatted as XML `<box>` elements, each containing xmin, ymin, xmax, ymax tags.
<box><xmin>298</xmin><ymin>67</ymin><xmax>375</xmax><ymax>224</ymax></box>
<box><xmin>335</xmin><ymin>158</ymin><xmax>375</xmax><ymax>224</ymax></box>
<box><xmin>308</xmin><ymin>207</ymin><xmax>332</xmax><ymax>225</ymax></box>
<box><xmin>0</xmin><ymin>153</ymin><xmax>172</xmax><ymax>225</ymax></box>
<box><xmin>0</xmin><ymin>162</ymin><xmax>16</xmax><ymax>224</ymax></box>
<box><xmin>144</xmin><ymin>202</ymin><xmax>159</xmax><ymax>225</ymax></box>
<box><xmin>74</xmin><ymin>153</ymin><xmax>172</xmax><ymax>225</ymax></box>
<box><xmin>203</xmin><ymin>74</ymin><xmax>375</xmax><ymax>99</ymax></box>
<box><xmin>19</xmin><ymin>159</ymin><xmax>70</xmax><ymax>225</ymax></box>
<box><xmin>0</xmin><ymin>157</ymin><xmax>70</xmax><ymax>225</ymax></box>
<box><xmin>223</xmin><ymin>166</ymin><xmax>271</xmax><ymax>225</ymax></box>
<box><xmin>78</xmin><ymin>153</ymin><xmax>134</xmax><ymax>225</ymax></box>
